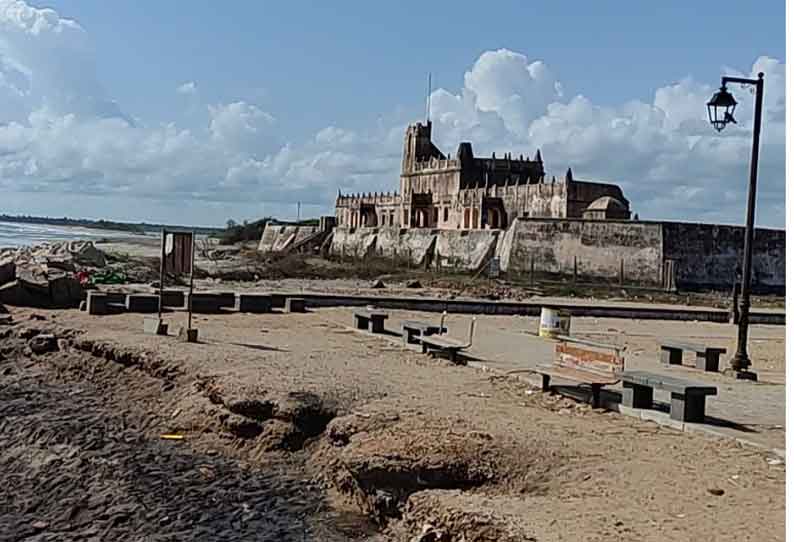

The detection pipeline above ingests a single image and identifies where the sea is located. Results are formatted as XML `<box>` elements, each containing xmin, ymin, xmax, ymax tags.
<box><xmin>0</xmin><ymin>221</ymin><xmax>152</xmax><ymax>248</ymax></box>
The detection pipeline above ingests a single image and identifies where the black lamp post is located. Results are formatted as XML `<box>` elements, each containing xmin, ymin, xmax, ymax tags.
<box><xmin>706</xmin><ymin>72</ymin><xmax>763</xmax><ymax>381</ymax></box>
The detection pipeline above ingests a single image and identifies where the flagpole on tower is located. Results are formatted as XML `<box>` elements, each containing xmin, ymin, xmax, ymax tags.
<box><xmin>426</xmin><ymin>72</ymin><xmax>432</xmax><ymax>123</ymax></box>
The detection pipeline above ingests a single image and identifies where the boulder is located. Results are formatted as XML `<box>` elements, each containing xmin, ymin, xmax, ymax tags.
<box><xmin>0</xmin><ymin>257</ymin><xmax>14</xmax><ymax>286</ymax></box>
<box><xmin>69</xmin><ymin>241</ymin><xmax>106</xmax><ymax>267</ymax></box>
<box><xmin>49</xmin><ymin>274</ymin><xmax>83</xmax><ymax>308</ymax></box>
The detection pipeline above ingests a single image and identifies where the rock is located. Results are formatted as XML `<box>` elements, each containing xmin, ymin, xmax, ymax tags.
<box><xmin>371</xmin><ymin>279</ymin><xmax>386</xmax><ymax>289</ymax></box>
<box><xmin>17</xmin><ymin>327</ymin><xmax>40</xmax><ymax>340</ymax></box>
<box><xmin>406</xmin><ymin>280</ymin><xmax>422</xmax><ymax>289</ymax></box>
<box><xmin>29</xmin><ymin>333</ymin><xmax>59</xmax><ymax>354</ymax></box>
<box><xmin>48</xmin><ymin>274</ymin><xmax>83</xmax><ymax>308</ymax></box>
<box><xmin>707</xmin><ymin>488</ymin><xmax>725</xmax><ymax>496</ymax></box>
<box><xmin>412</xmin><ymin>524</ymin><xmax>445</xmax><ymax>542</ymax></box>
<box><xmin>69</xmin><ymin>241</ymin><xmax>107</xmax><ymax>267</ymax></box>
<box><xmin>31</xmin><ymin>520</ymin><xmax>48</xmax><ymax>531</ymax></box>
<box><xmin>0</xmin><ymin>257</ymin><xmax>14</xmax><ymax>285</ymax></box>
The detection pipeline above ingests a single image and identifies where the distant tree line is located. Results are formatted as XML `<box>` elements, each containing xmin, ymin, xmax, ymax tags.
<box><xmin>0</xmin><ymin>214</ymin><xmax>221</xmax><ymax>235</ymax></box>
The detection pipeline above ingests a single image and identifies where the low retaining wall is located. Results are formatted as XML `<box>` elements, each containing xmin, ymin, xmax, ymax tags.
<box><xmin>322</xmin><ymin>218</ymin><xmax>785</xmax><ymax>292</ymax></box>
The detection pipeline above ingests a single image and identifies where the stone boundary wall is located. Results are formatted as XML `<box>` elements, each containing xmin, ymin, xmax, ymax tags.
<box><xmin>661</xmin><ymin>222</ymin><xmax>785</xmax><ymax>291</ymax></box>
<box><xmin>262</xmin><ymin>218</ymin><xmax>785</xmax><ymax>291</ymax></box>
<box><xmin>258</xmin><ymin>224</ymin><xmax>322</xmax><ymax>253</ymax></box>
<box><xmin>327</xmin><ymin>227</ymin><xmax>497</xmax><ymax>271</ymax></box>
<box><xmin>504</xmin><ymin>218</ymin><xmax>664</xmax><ymax>284</ymax></box>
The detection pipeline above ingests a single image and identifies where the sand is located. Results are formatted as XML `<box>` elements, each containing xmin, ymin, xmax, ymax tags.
<box><xmin>1</xmin><ymin>305</ymin><xmax>784</xmax><ymax>541</ymax></box>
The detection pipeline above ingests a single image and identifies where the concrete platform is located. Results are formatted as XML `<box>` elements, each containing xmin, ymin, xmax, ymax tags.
<box><xmin>235</xmin><ymin>293</ymin><xmax>272</xmax><ymax>313</ymax></box>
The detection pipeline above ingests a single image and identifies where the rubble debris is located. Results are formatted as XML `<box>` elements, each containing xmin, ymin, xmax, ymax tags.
<box><xmin>28</xmin><ymin>333</ymin><xmax>59</xmax><ymax>355</ymax></box>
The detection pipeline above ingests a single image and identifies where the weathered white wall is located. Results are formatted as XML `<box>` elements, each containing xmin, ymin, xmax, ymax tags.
<box><xmin>258</xmin><ymin>224</ymin><xmax>322</xmax><ymax>252</ymax></box>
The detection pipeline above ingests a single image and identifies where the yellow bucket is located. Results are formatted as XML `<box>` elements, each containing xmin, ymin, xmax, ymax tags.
<box><xmin>539</xmin><ymin>307</ymin><xmax>571</xmax><ymax>338</ymax></box>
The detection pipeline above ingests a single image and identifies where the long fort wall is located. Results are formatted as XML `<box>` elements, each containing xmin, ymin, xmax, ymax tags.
<box><xmin>304</xmin><ymin>218</ymin><xmax>786</xmax><ymax>291</ymax></box>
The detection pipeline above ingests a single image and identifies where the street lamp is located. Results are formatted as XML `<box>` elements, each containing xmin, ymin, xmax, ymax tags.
<box><xmin>706</xmin><ymin>72</ymin><xmax>764</xmax><ymax>381</ymax></box>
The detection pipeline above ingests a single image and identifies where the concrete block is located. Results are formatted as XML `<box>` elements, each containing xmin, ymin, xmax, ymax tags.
<box><xmin>87</xmin><ymin>291</ymin><xmax>108</xmax><ymax>315</ymax></box>
<box><xmin>143</xmin><ymin>316</ymin><xmax>168</xmax><ymax>335</ymax></box>
<box><xmin>160</xmin><ymin>290</ymin><xmax>185</xmax><ymax>308</ymax></box>
<box><xmin>178</xmin><ymin>326</ymin><xmax>199</xmax><ymax>343</ymax></box>
<box><xmin>235</xmin><ymin>294</ymin><xmax>272</xmax><ymax>313</ymax></box>
<box><xmin>103</xmin><ymin>292</ymin><xmax>128</xmax><ymax>304</ymax></box>
<box><xmin>285</xmin><ymin>297</ymin><xmax>305</xmax><ymax>313</ymax></box>
<box><xmin>126</xmin><ymin>294</ymin><xmax>160</xmax><ymax>313</ymax></box>
<box><xmin>190</xmin><ymin>292</ymin><xmax>235</xmax><ymax>313</ymax></box>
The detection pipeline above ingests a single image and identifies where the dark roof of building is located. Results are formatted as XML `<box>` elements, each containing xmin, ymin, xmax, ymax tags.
<box><xmin>586</xmin><ymin>196</ymin><xmax>628</xmax><ymax>212</ymax></box>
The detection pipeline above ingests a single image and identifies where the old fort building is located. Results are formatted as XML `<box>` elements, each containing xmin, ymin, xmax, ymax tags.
<box><xmin>335</xmin><ymin>121</ymin><xmax>631</xmax><ymax>229</ymax></box>
<box><xmin>261</xmin><ymin>121</ymin><xmax>783</xmax><ymax>292</ymax></box>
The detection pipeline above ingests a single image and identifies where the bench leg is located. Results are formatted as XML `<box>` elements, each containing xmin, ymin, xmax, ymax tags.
<box><xmin>449</xmin><ymin>349</ymin><xmax>457</xmax><ymax>363</ymax></box>
<box><xmin>355</xmin><ymin>317</ymin><xmax>368</xmax><ymax>330</ymax></box>
<box><xmin>622</xmin><ymin>382</ymin><xmax>653</xmax><ymax>409</ymax></box>
<box><xmin>590</xmin><ymin>384</ymin><xmax>603</xmax><ymax>408</ymax></box>
<box><xmin>541</xmin><ymin>374</ymin><xmax>551</xmax><ymax>392</ymax></box>
<box><xmin>671</xmin><ymin>393</ymin><xmax>706</xmax><ymax>423</ymax></box>
<box><xmin>660</xmin><ymin>348</ymin><xmax>682</xmax><ymax>365</ymax></box>
<box><xmin>421</xmin><ymin>343</ymin><xmax>428</xmax><ymax>354</ymax></box>
<box><xmin>696</xmin><ymin>352</ymin><xmax>720</xmax><ymax>372</ymax></box>
<box><xmin>371</xmin><ymin>319</ymin><xmax>385</xmax><ymax>334</ymax></box>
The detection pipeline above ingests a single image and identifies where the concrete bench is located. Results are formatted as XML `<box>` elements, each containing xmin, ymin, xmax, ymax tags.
<box><xmin>621</xmin><ymin>370</ymin><xmax>717</xmax><ymax>423</ymax></box>
<box><xmin>190</xmin><ymin>292</ymin><xmax>236</xmax><ymax>313</ymax></box>
<box><xmin>354</xmin><ymin>310</ymin><xmax>389</xmax><ymax>333</ymax></box>
<box><xmin>535</xmin><ymin>336</ymin><xmax>624</xmax><ymax>408</ymax></box>
<box><xmin>235</xmin><ymin>293</ymin><xmax>272</xmax><ymax>313</ymax></box>
<box><xmin>126</xmin><ymin>294</ymin><xmax>160</xmax><ymax>313</ymax></box>
<box><xmin>401</xmin><ymin>320</ymin><xmax>447</xmax><ymax>345</ymax></box>
<box><xmin>160</xmin><ymin>290</ymin><xmax>186</xmax><ymax>309</ymax></box>
<box><xmin>285</xmin><ymin>297</ymin><xmax>305</xmax><ymax>313</ymax></box>
<box><xmin>420</xmin><ymin>317</ymin><xmax>475</xmax><ymax>363</ymax></box>
<box><xmin>660</xmin><ymin>340</ymin><xmax>727</xmax><ymax>372</ymax></box>
<box><xmin>86</xmin><ymin>291</ymin><xmax>108</xmax><ymax>315</ymax></box>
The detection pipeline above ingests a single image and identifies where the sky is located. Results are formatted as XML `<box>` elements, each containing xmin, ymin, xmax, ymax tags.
<box><xmin>0</xmin><ymin>0</ymin><xmax>786</xmax><ymax>227</ymax></box>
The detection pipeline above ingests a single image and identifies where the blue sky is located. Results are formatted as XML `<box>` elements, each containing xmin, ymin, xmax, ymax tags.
<box><xmin>0</xmin><ymin>0</ymin><xmax>786</xmax><ymax>227</ymax></box>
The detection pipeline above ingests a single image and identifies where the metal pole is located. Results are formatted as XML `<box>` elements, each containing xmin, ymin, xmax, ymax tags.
<box><xmin>188</xmin><ymin>232</ymin><xmax>195</xmax><ymax>332</ymax></box>
<box><xmin>729</xmin><ymin>73</ymin><xmax>763</xmax><ymax>378</ymax></box>
<box><xmin>158</xmin><ymin>229</ymin><xmax>165</xmax><ymax>321</ymax></box>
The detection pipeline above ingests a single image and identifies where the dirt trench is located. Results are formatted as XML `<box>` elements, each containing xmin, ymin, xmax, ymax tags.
<box><xmin>1</xmin><ymin>321</ymin><xmax>564</xmax><ymax>541</ymax></box>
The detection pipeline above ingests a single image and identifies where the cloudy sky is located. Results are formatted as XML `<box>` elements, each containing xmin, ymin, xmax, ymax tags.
<box><xmin>0</xmin><ymin>0</ymin><xmax>785</xmax><ymax>227</ymax></box>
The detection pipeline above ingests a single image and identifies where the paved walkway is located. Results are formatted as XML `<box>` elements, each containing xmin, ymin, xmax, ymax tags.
<box><xmin>319</xmin><ymin>307</ymin><xmax>786</xmax><ymax>454</ymax></box>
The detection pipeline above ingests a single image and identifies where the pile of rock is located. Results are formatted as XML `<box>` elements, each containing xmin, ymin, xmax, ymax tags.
<box><xmin>0</xmin><ymin>241</ymin><xmax>107</xmax><ymax>308</ymax></box>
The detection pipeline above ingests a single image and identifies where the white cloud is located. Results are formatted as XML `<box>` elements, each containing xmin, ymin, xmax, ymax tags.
<box><xmin>428</xmin><ymin>49</ymin><xmax>785</xmax><ymax>226</ymax></box>
<box><xmin>176</xmin><ymin>81</ymin><xmax>197</xmax><ymax>95</ymax></box>
<box><xmin>0</xmin><ymin>1</ymin><xmax>785</xmax><ymax>228</ymax></box>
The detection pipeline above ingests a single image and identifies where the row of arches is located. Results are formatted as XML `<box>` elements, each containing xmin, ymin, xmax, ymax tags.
<box><xmin>340</xmin><ymin>205</ymin><xmax>506</xmax><ymax>230</ymax></box>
